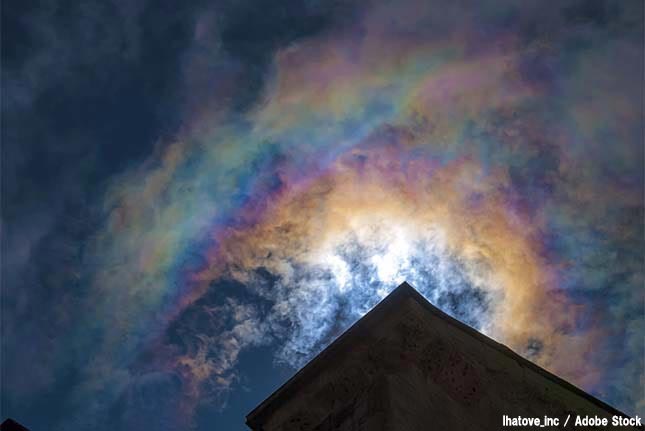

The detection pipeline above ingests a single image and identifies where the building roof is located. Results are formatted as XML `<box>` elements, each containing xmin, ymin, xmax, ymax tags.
<box><xmin>246</xmin><ymin>282</ymin><xmax>632</xmax><ymax>430</ymax></box>
<box><xmin>0</xmin><ymin>419</ymin><xmax>30</xmax><ymax>431</ymax></box>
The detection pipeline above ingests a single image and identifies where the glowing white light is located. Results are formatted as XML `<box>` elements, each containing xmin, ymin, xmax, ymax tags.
<box><xmin>266</xmin><ymin>220</ymin><xmax>491</xmax><ymax>370</ymax></box>
<box><xmin>370</xmin><ymin>226</ymin><xmax>411</xmax><ymax>285</ymax></box>
<box><xmin>326</xmin><ymin>253</ymin><xmax>351</xmax><ymax>292</ymax></box>
<box><xmin>375</xmin><ymin>287</ymin><xmax>389</xmax><ymax>298</ymax></box>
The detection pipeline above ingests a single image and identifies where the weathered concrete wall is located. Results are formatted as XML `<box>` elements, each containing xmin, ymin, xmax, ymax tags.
<box><xmin>248</xmin><ymin>287</ymin><xmax>635</xmax><ymax>431</ymax></box>
<box><xmin>256</xmin><ymin>307</ymin><xmax>399</xmax><ymax>431</ymax></box>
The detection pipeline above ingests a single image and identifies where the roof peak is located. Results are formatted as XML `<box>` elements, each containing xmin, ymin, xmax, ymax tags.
<box><xmin>247</xmin><ymin>281</ymin><xmax>632</xmax><ymax>428</ymax></box>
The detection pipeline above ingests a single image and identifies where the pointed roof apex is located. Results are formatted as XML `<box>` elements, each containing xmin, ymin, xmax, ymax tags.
<box><xmin>389</xmin><ymin>280</ymin><xmax>416</xmax><ymax>295</ymax></box>
<box><xmin>247</xmin><ymin>282</ymin><xmax>634</xmax><ymax>429</ymax></box>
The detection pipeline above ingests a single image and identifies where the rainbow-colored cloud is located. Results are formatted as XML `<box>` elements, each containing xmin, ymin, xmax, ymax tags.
<box><xmin>3</xmin><ymin>0</ymin><xmax>642</xmax><ymax>428</ymax></box>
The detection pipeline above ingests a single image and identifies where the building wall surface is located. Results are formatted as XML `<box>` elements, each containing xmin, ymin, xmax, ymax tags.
<box><xmin>248</xmin><ymin>290</ymin><xmax>634</xmax><ymax>431</ymax></box>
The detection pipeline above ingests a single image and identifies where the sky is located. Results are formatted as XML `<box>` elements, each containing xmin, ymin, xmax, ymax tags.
<box><xmin>1</xmin><ymin>0</ymin><xmax>643</xmax><ymax>429</ymax></box>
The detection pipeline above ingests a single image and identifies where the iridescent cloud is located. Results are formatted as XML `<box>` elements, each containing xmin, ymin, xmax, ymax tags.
<box><xmin>6</xmin><ymin>0</ymin><xmax>641</xmax><ymax>428</ymax></box>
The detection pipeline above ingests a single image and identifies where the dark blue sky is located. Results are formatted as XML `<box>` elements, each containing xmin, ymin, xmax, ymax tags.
<box><xmin>2</xmin><ymin>1</ymin><xmax>347</xmax><ymax>428</ymax></box>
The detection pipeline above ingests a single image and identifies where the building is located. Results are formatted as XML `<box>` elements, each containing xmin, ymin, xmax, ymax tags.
<box><xmin>246</xmin><ymin>282</ymin><xmax>638</xmax><ymax>430</ymax></box>
<box><xmin>0</xmin><ymin>419</ymin><xmax>30</xmax><ymax>431</ymax></box>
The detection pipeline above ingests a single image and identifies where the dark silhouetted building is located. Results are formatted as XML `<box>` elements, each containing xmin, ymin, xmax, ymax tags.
<box><xmin>247</xmin><ymin>282</ymin><xmax>638</xmax><ymax>430</ymax></box>
<box><xmin>0</xmin><ymin>419</ymin><xmax>30</xmax><ymax>431</ymax></box>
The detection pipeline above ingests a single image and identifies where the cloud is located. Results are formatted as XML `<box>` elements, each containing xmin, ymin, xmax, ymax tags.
<box><xmin>3</xmin><ymin>0</ymin><xmax>642</xmax><ymax>428</ymax></box>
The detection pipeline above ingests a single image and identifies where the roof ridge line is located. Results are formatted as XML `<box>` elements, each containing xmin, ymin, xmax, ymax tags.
<box><xmin>246</xmin><ymin>282</ymin><xmax>635</xmax><ymax>428</ymax></box>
